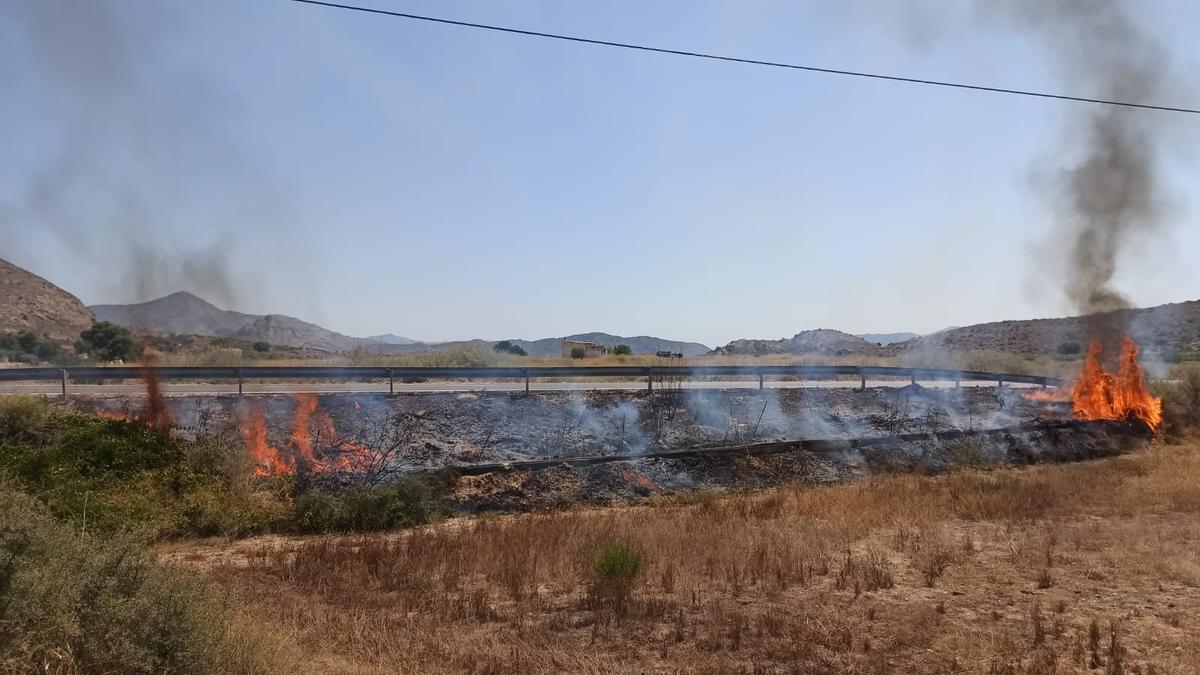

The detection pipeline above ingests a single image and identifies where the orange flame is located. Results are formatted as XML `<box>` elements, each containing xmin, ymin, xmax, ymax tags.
<box><xmin>1070</xmin><ymin>337</ymin><xmax>1162</xmax><ymax>432</ymax></box>
<box><xmin>239</xmin><ymin>395</ymin><xmax>376</xmax><ymax>477</ymax></box>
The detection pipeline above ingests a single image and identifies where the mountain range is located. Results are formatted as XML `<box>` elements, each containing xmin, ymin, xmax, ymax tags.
<box><xmin>88</xmin><ymin>291</ymin><xmax>710</xmax><ymax>356</ymax></box>
<box><xmin>4</xmin><ymin>258</ymin><xmax>1198</xmax><ymax>360</ymax></box>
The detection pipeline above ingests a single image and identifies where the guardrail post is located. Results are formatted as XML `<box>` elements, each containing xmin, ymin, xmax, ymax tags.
<box><xmin>860</xmin><ymin>374</ymin><xmax>866</xmax><ymax>391</ymax></box>
<box><xmin>388</xmin><ymin>368</ymin><xmax>394</xmax><ymax>395</ymax></box>
<box><xmin>523</xmin><ymin>369</ymin><xmax>529</xmax><ymax>396</ymax></box>
<box><xmin>910</xmin><ymin>374</ymin><xmax>917</xmax><ymax>385</ymax></box>
<box><xmin>997</xmin><ymin>377</ymin><xmax>1004</xmax><ymax>389</ymax></box>
<box><xmin>955</xmin><ymin>376</ymin><xmax>961</xmax><ymax>389</ymax></box>
<box><xmin>647</xmin><ymin>370</ymin><xmax>653</xmax><ymax>392</ymax></box>
<box><xmin>237</xmin><ymin>367</ymin><xmax>243</xmax><ymax>396</ymax></box>
<box><xmin>758</xmin><ymin>369</ymin><xmax>764</xmax><ymax>390</ymax></box>
<box><xmin>60</xmin><ymin>369</ymin><xmax>68</xmax><ymax>401</ymax></box>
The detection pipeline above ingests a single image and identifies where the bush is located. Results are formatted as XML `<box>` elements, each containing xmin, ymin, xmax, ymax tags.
<box><xmin>252</xmin><ymin>341</ymin><xmax>271</xmax><ymax>353</ymax></box>
<box><xmin>0</xmin><ymin>483</ymin><xmax>273</xmax><ymax>674</ymax></box>
<box><xmin>77</xmin><ymin>321</ymin><xmax>136</xmax><ymax>362</ymax></box>
<box><xmin>570</xmin><ymin>347</ymin><xmax>586</xmax><ymax>359</ymax></box>
<box><xmin>612</xmin><ymin>344</ymin><xmax>632</xmax><ymax>356</ymax></box>
<box><xmin>0</xmin><ymin>398</ymin><xmax>282</xmax><ymax>537</ymax></box>
<box><xmin>1154</xmin><ymin>365</ymin><xmax>1200</xmax><ymax>439</ymax></box>
<box><xmin>1055</xmin><ymin>341</ymin><xmax>1081</xmax><ymax>356</ymax></box>
<box><xmin>590</xmin><ymin>539</ymin><xmax>644</xmax><ymax>584</ymax></box>
<box><xmin>290</xmin><ymin>480</ymin><xmax>438</xmax><ymax>533</ymax></box>
<box><xmin>0</xmin><ymin>331</ymin><xmax>61</xmax><ymax>363</ymax></box>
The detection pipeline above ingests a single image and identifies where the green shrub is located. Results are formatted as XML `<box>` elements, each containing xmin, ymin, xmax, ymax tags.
<box><xmin>0</xmin><ymin>483</ymin><xmax>273</xmax><ymax>674</ymax></box>
<box><xmin>570</xmin><ymin>347</ymin><xmax>586</xmax><ymax>359</ymax></box>
<box><xmin>252</xmin><ymin>341</ymin><xmax>271</xmax><ymax>353</ymax></box>
<box><xmin>0</xmin><ymin>398</ymin><xmax>282</xmax><ymax>538</ymax></box>
<box><xmin>590</xmin><ymin>539</ymin><xmax>644</xmax><ymax>584</ymax></box>
<box><xmin>291</xmin><ymin>490</ymin><xmax>346</xmax><ymax>533</ymax></box>
<box><xmin>289</xmin><ymin>480</ymin><xmax>437</xmax><ymax>533</ymax></box>
<box><xmin>612</xmin><ymin>344</ymin><xmax>632</xmax><ymax>356</ymax></box>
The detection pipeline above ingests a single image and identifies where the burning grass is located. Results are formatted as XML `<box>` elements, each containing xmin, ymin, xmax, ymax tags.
<box><xmin>174</xmin><ymin>439</ymin><xmax>1200</xmax><ymax>673</ymax></box>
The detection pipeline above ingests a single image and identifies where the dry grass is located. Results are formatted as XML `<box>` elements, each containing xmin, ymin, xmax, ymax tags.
<box><xmin>153</xmin><ymin>347</ymin><xmax>1083</xmax><ymax>377</ymax></box>
<box><xmin>166</xmin><ymin>441</ymin><xmax>1200</xmax><ymax>673</ymax></box>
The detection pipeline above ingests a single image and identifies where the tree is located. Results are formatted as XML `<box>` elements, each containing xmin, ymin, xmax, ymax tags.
<box><xmin>1</xmin><ymin>331</ymin><xmax>60</xmax><ymax>362</ymax></box>
<box><xmin>492</xmin><ymin>340</ymin><xmax>528</xmax><ymax>356</ymax></box>
<box><xmin>252</xmin><ymin>341</ymin><xmax>271</xmax><ymax>353</ymax></box>
<box><xmin>77</xmin><ymin>322</ymin><xmax>136</xmax><ymax>362</ymax></box>
<box><xmin>570</xmin><ymin>347</ymin><xmax>586</xmax><ymax>359</ymax></box>
<box><xmin>612</xmin><ymin>344</ymin><xmax>632</xmax><ymax>356</ymax></box>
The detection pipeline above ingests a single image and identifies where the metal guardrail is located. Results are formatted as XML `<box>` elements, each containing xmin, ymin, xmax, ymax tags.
<box><xmin>0</xmin><ymin>364</ymin><xmax>1063</xmax><ymax>396</ymax></box>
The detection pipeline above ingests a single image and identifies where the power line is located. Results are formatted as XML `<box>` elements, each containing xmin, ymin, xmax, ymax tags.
<box><xmin>289</xmin><ymin>0</ymin><xmax>1200</xmax><ymax>115</ymax></box>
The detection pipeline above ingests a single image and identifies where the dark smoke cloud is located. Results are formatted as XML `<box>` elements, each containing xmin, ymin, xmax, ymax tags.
<box><xmin>0</xmin><ymin>0</ymin><xmax>246</xmax><ymax>309</ymax></box>
<box><xmin>986</xmin><ymin>1</ymin><xmax>1182</xmax><ymax>326</ymax></box>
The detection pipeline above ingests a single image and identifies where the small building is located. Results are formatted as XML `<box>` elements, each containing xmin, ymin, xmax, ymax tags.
<box><xmin>561</xmin><ymin>339</ymin><xmax>608</xmax><ymax>359</ymax></box>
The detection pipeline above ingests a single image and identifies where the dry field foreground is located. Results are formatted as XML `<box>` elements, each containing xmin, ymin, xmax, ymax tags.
<box><xmin>166</xmin><ymin>442</ymin><xmax>1200</xmax><ymax>674</ymax></box>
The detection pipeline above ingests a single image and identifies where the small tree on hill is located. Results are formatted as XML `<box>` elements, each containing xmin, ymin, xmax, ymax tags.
<box><xmin>77</xmin><ymin>322</ymin><xmax>136</xmax><ymax>362</ymax></box>
<box><xmin>612</xmin><ymin>344</ymin><xmax>632</xmax><ymax>356</ymax></box>
<box><xmin>492</xmin><ymin>340</ymin><xmax>528</xmax><ymax>356</ymax></box>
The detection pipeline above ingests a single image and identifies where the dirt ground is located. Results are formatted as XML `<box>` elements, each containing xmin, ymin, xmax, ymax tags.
<box><xmin>163</xmin><ymin>440</ymin><xmax>1200</xmax><ymax>674</ymax></box>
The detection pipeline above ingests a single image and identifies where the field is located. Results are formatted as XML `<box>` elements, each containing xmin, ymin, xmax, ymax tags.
<box><xmin>166</xmin><ymin>439</ymin><xmax>1200</xmax><ymax>674</ymax></box>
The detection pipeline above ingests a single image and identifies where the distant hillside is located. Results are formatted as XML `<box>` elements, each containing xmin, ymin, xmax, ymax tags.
<box><xmin>235</xmin><ymin>315</ymin><xmax>366</xmax><ymax>352</ymax></box>
<box><xmin>366</xmin><ymin>333</ymin><xmax>423</xmax><ymax>346</ymax></box>
<box><xmin>884</xmin><ymin>301</ymin><xmax>1200</xmax><ymax>359</ymax></box>
<box><xmin>717</xmin><ymin>329</ymin><xmax>879</xmax><ymax>357</ymax></box>
<box><xmin>514</xmin><ymin>332</ymin><xmax>710</xmax><ymax>357</ymax></box>
<box><xmin>0</xmin><ymin>258</ymin><xmax>94</xmax><ymax>341</ymax></box>
<box><xmin>91</xmin><ymin>292</ymin><xmax>372</xmax><ymax>353</ymax></box>
<box><xmin>92</xmin><ymin>292</ymin><xmax>257</xmax><ymax>337</ymax></box>
<box><xmin>375</xmin><ymin>333</ymin><xmax>710</xmax><ymax>357</ymax></box>
<box><xmin>857</xmin><ymin>332</ymin><xmax>919</xmax><ymax>346</ymax></box>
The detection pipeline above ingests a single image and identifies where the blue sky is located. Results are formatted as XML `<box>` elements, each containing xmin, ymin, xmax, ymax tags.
<box><xmin>2</xmin><ymin>1</ymin><xmax>1198</xmax><ymax>347</ymax></box>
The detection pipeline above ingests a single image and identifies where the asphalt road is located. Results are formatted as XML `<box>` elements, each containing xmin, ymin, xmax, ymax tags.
<box><xmin>0</xmin><ymin>378</ymin><xmax>1042</xmax><ymax>397</ymax></box>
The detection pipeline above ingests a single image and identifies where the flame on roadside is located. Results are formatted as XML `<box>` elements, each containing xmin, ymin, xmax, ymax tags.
<box><xmin>240</xmin><ymin>394</ymin><xmax>374</xmax><ymax>477</ymax></box>
<box><xmin>1071</xmin><ymin>337</ymin><xmax>1162</xmax><ymax>431</ymax></box>
<box><xmin>1026</xmin><ymin>337</ymin><xmax>1162</xmax><ymax>432</ymax></box>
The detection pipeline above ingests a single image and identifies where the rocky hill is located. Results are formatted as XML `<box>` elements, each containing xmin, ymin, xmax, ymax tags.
<box><xmin>92</xmin><ymin>292</ymin><xmax>372</xmax><ymax>353</ymax></box>
<box><xmin>0</xmin><ymin>258</ymin><xmax>94</xmax><ymax>341</ymax></box>
<box><xmin>92</xmin><ymin>291</ymin><xmax>257</xmax><ymax>337</ymax></box>
<box><xmin>234</xmin><ymin>315</ymin><xmax>367</xmax><ymax>352</ymax></box>
<box><xmin>717</xmin><ymin>329</ymin><xmax>880</xmax><ymax>357</ymax></box>
<box><xmin>884</xmin><ymin>302</ymin><xmax>1200</xmax><ymax>359</ymax></box>
<box><xmin>857</xmin><ymin>332</ymin><xmax>919</xmax><ymax>346</ymax></box>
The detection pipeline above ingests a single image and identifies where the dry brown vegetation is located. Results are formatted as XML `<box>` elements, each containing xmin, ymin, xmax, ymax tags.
<box><xmin>167</xmin><ymin>441</ymin><xmax>1200</xmax><ymax>674</ymax></box>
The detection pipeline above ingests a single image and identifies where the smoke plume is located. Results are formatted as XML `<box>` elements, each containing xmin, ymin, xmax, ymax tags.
<box><xmin>0</xmin><ymin>0</ymin><xmax>248</xmax><ymax>309</ymax></box>
<box><xmin>992</xmin><ymin>1</ymin><xmax>1181</xmax><ymax>331</ymax></box>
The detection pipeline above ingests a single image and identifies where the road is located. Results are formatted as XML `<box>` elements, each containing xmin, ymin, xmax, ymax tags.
<box><xmin>0</xmin><ymin>378</ymin><xmax>1043</xmax><ymax>397</ymax></box>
